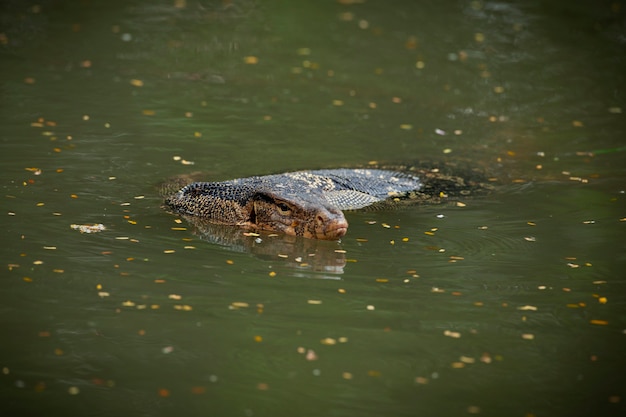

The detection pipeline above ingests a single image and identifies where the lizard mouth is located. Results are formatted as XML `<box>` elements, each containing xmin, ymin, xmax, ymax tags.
<box><xmin>320</xmin><ymin>219</ymin><xmax>348</xmax><ymax>240</ymax></box>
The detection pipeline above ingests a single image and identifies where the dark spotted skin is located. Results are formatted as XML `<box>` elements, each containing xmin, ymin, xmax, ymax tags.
<box><xmin>162</xmin><ymin>167</ymin><xmax>493</xmax><ymax>240</ymax></box>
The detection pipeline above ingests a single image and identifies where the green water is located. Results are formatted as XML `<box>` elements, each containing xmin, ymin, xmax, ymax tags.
<box><xmin>1</xmin><ymin>1</ymin><xmax>625</xmax><ymax>416</ymax></box>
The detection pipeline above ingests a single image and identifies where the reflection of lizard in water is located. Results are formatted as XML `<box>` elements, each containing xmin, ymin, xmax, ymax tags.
<box><xmin>161</xmin><ymin>164</ymin><xmax>494</xmax><ymax>240</ymax></box>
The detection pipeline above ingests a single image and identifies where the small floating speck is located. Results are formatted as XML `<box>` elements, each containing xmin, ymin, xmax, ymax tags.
<box><xmin>230</xmin><ymin>302</ymin><xmax>249</xmax><ymax>308</ymax></box>
<box><xmin>71</xmin><ymin>223</ymin><xmax>106</xmax><ymax>233</ymax></box>
<box><xmin>435</xmin><ymin>128</ymin><xmax>446</xmax><ymax>135</ymax></box>
<box><xmin>444</xmin><ymin>330</ymin><xmax>461</xmax><ymax>338</ymax></box>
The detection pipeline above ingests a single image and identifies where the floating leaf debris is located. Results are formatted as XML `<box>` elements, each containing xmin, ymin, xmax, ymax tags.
<box><xmin>70</xmin><ymin>224</ymin><xmax>105</xmax><ymax>233</ymax></box>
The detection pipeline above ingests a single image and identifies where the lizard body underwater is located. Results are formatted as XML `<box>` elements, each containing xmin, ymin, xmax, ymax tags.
<box><xmin>162</xmin><ymin>166</ymin><xmax>493</xmax><ymax>240</ymax></box>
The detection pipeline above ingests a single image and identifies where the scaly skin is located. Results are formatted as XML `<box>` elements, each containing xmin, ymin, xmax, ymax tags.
<box><xmin>162</xmin><ymin>167</ymin><xmax>493</xmax><ymax>240</ymax></box>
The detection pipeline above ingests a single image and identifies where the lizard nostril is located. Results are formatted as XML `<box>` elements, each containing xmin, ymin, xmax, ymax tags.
<box><xmin>316</xmin><ymin>215</ymin><xmax>324</xmax><ymax>225</ymax></box>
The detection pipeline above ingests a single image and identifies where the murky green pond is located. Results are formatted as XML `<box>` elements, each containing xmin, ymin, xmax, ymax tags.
<box><xmin>2</xmin><ymin>1</ymin><xmax>625</xmax><ymax>416</ymax></box>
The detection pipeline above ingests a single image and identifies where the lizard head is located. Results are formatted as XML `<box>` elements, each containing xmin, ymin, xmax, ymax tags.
<box><xmin>248</xmin><ymin>192</ymin><xmax>348</xmax><ymax>240</ymax></box>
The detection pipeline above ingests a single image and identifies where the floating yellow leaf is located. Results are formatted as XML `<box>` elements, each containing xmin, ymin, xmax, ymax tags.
<box><xmin>231</xmin><ymin>302</ymin><xmax>249</xmax><ymax>308</ymax></box>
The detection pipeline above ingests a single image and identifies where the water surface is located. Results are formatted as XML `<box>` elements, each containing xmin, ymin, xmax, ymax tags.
<box><xmin>1</xmin><ymin>1</ymin><xmax>625</xmax><ymax>416</ymax></box>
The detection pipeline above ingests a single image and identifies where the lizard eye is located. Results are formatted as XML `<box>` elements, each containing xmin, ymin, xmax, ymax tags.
<box><xmin>276</xmin><ymin>202</ymin><xmax>291</xmax><ymax>214</ymax></box>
